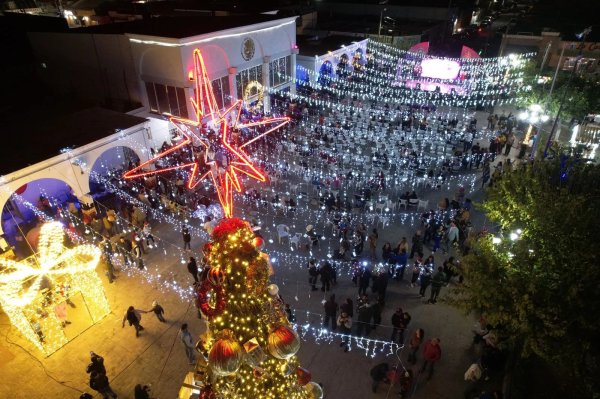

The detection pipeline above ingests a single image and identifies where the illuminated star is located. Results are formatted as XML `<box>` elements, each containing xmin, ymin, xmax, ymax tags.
<box><xmin>124</xmin><ymin>49</ymin><xmax>289</xmax><ymax>218</ymax></box>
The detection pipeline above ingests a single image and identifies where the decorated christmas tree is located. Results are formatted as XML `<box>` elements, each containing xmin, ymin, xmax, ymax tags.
<box><xmin>192</xmin><ymin>218</ymin><xmax>321</xmax><ymax>399</ymax></box>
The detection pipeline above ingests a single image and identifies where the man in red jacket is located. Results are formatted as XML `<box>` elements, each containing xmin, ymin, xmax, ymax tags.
<box><xmin>420</xmin><ymin>337</ymin><xmax>441</xmax><ymax>380</ymax></box>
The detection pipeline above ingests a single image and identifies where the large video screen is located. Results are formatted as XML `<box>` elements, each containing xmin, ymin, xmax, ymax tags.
<box><xmin>420</xmin><ymin>58</ymin><xmax>460</xmax><ymax>80</ymax></box>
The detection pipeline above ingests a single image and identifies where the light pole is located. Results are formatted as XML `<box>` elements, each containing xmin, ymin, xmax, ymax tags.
<box><xmin>378</xmin><ymin>8</ymin><xmax>387</xmax><ymax>38</ymax></box>
<box><xmin>543</xmin><ymin>26</ymin><xmax>592</xmax><ymax>158</ymax></box>
<box><xmin>518</xmin><ymin>104</ymin><xmax>550</xmax><ymax>159</ymax></box>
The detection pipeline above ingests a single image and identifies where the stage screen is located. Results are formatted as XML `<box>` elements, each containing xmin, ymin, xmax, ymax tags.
<box><xmin>420</xmin><ymin>58</ymin><xmax>460</xmax><ymax>80</ymax></box>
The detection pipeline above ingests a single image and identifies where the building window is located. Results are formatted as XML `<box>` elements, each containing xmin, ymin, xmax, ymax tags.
<box><xmin>269</xmin><ymin>56</ymin><xmax>291</xmax><ymax>88</ymax></box>
<box><xmin>145</xmin><ymin>82</ymin><xmax>188</xmax><ymax>118</ymax></box>
<box><xmin>236</xmin><ymin>65</ymin><xmax>263</xmax><ymax>100</ymax></box>
<box><xmin>211</xmin><ymin>76</ymin><xmax>231</xmax><ymax>110</ymax></box>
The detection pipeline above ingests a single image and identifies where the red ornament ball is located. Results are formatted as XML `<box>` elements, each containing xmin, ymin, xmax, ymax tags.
<box><xmin>207</xmin><ymin>267</ymin><xmax>226</xmax><ymax>286</ymax></box>
<box><xmin>199</xmin><ymin>385</ymin><xmax>215</xmax><ymax>399</ymax></box>
<box><xmin>253</xmin><ymin>236</ymin><xmax>264</xmax><ymax>249</ymax></box>
<box><xmin>296</xmin><ymin>367</ymin><xmax>312</xmax><ymax>386</ymax></box>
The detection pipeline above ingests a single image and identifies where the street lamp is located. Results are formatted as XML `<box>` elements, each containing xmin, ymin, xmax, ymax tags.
<box><xmin>518</xmin><ymin>104</ymin><xmax>550</xmax><ymax>159</ymax></box>
<box><xmin>543</xmin><ymin>26</ymin><xmax>592</xmax><ymax>158</ymax></box>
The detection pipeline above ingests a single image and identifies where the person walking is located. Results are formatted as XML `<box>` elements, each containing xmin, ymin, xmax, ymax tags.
<box><xmin>89</xmin><ymin>371</ymin><xmax>118</xmax><ymax>399</ymax></box>
<box><xmin>182</xmin><ymin>226</ymin><xmax>191</xmax><ymax>250</ymax></box>
<box><xmin>428</xmin><ymin>267</ymin><xmax>447</xmax><ymax>304</ymax></box>
<box><xmin>86</xmin><ymin>352</ymin><xmax>107</xmax><ymax>376</ymax></box>
<box><xmin>187</xmin><ymin>256</ymin><xmax>199</xmax><ymax>283</ymax></box>
<box><xmin>407</xmin><ymin>328</ymin><xmax>425</xmax><ymax>365</ymax></box>
<box><xmin>122</xmin><ymin>306</ymin><xmax>147</xmax><ymax>337</ymax></box>
<box><xmin>148</xmin><ymin>300</ymin><xmax>166</xmax><ymax>323</ymax></box>
<box><xmin>420</xmin><ymin>338</ymin><xmax>442</xmax><ymax>380</ymax></box>
<box><xmin>323</xmin><ymin>294</ymin><xmax>338</xmax><ymax>331</ymax></box>
<box><xmin>370</xmin><ymin>362</ymin><xmax>390</xmax><ymax>393</ymax></box>
<box><xmin>337</xmin><ymin>311</ymin><xmax>352</xmax><ymax>352</ymax></box>
<box><xmin>179</xmin><ymin>323</ymin><xmax>196</xmax><ymax>365</ymax></box>
<box><xmin>444</xmin><ymin>222</ymin><xmax>459</xmax><ymax>254</ymax></box>
<box><xmin>410</xmin><ymin>257</ymin><xmax>422</xmax><ymax>288</ymax></box>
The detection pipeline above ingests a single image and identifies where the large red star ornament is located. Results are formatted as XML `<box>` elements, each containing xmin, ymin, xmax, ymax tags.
<box><xmin>124</xmin><ymin>49</ymin><xmax>290</xmax><ymax>218</ymax></box>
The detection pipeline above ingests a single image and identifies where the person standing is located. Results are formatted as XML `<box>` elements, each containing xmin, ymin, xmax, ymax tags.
<box><xmin>419</xmin><ymin>264</ymin><xmax>433</xmax><ymax>298</ymax></box>
<box><xmin>148</xmin><ymin>301</ymin><xmax>166</xmax><ymax>323</ymax></box>
<box><xmin>370</xmin><ymin>362</ymin><xmax>390</xmax><ymax>393</ymax></box>
<box><xmin>340</xmin><ymin>298</ymin><xmax>354</xmax><ymax>319</ymax></box>
<box><xmin>444</xmin><ymin>222</ymin><xmax>460</xmax><ymax>254</ymax></box>
<box><xmin>337</xmin><ymin>311</ymin><xmax>352</xmax><ymax>352</ymax></box>
<box><xmin>320</xmin><ymin>261</ymin><xmax>333</xmax><ymax>292</ymax></box>
<box><xmin>358</xmin><ymin>266</ymin><xmax>371</xmax><ymax>296</ymax></box>
<box><xmin>411</xmin><ymin>257</ymin><xmax>423</xmax><ymax>288</ymax></box>
<box><xmin>390</xmin><ymin>308</ymin><xmax>404</xmax><ymax>342</ymax></box>
<box><xmin>407</xmin><ymin>328</ymin><xmax>425</xmax><ymax>365</ymax></box>
<box><xmin>179</xmin><ymin>323</ymin><xmax>196</xmax><ymax>365</ymax></box>
<box><xmin>182</xmin><ymin>227</ymin><xmax>191</xmax><ymax>250</ymax></box>
<box><xmin>420</xmin><ymin>338</ymin><xmax>442</xmax><ymax>380</ymax></box>
<box><xmin>118</xmin><ymin>236</ymin><xmax>134</xmax><ymax>266</ymax></box>
<box><xmin>368</xmin><ymin>228</ymin><xmax>378</xmax><ymax>260</ymax></box>
<box><xmin>307</xmin><ymin>259</ymin><xmax>319</xmax><ymax>291</ymax></box>
<box><xmin>89</xmin><ymin>371</ymin><xmax>118</xmax><ymax>399</ymax></box>
<box><xmin>142</xmin><ymin>221</ymin><xmax>155</xmax><ymax>248</ymax></box>
<box><xmin>356</xmin><ymin>295</ymin><xmax>373</xmax><ymax>337</ymax></box>
<box><xmin>122</xmin><ymin>306</ymin><xmax>147</xmax><ymax>337</ymax></box>
<box><xmin>409</xmin><ymin>230</ymin><xmax>423</xmax><ymax>259</ymax></box>
<box><xmin>428</xmin><ymin>267</ymin><xmax>447</xmax><ymax>304</ymax></box>
<box><xmin>100</xmin><ymin>236</ymin><xmax>116</xmax><ymax>283</ymax></box>
<box><xmin>187</xmin><ymin>256</ymin><xmax>199</xmax><ymax>283</ymax></box>
<box><xmin>132</xmin><ymin>241</ymin><xmax>144</xmax><ymax>270</ymax></box>
<box><xmin>323</xmin><ymin>295</ymin><xmax>338</xmax><ymax>331</ymax></box>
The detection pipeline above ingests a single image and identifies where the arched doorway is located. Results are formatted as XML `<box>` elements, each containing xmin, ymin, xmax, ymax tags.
<box><xmin>336</xmin><ymin>54</ymin><xmax>350</xmax><ymax>77</ymax></box>
<box><xmin>318</xmin><ymin>61</ymin><xmax>333</xmax><ymax>86</ymax></box>
<box><xmin>88</xmin><ymin>146</ymin><xmax>140</xmax><ymax>196</ymax></box>
<box><xmin>1</xmin><ymin>178</ymin><xmax>78</xmax><ymax>260</ymax></box>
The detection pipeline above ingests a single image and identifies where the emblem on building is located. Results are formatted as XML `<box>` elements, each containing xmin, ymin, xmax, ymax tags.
<box><xmin>241</xmin><ymin>38</ymin><xmax>255</xmax><ymax>61</ymax></box>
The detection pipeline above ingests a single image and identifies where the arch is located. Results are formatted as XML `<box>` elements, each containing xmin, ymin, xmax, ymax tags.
<box><xmin>1</xmin><ymin>178</ymin><xmax>78</xmax><ymax>258</ymax></box>
<box><xmin>88</xmin><ymin>145</ymin><xmax>141</xmax><ymax>195</ymax></box>
<box><xmin>318</xmin><ymin>61</ymin><xmax>333</xmax><ymax>85</ymax></box>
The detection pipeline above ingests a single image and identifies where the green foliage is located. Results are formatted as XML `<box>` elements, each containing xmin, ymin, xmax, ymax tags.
<box><xmin>445</xmin><ymin>155</ymin><xmax>600</xmax><ymax>398</ymax></box>
<box><xmin>517</xmin><ymin>60</ymin><xmax>600</xmax><ymax>120</ymax></box>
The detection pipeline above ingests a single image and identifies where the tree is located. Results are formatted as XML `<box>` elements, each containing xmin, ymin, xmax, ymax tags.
<box><xmin>445</xmin><ymin>154</ymin><xmax>600</xmax><ymax>398</ymax></box>
<box><xmin>517</xmin><ymin>60</ymin><xmax>600</xmax><ymax>121</ymax></box>
<box><xmin>191</xmin><ymin>219</ymin><xmax>320</xmax><ymax>399</ymax></box>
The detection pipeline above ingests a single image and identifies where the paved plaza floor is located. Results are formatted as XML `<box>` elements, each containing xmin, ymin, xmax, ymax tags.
<box><xmin>0</xmin><ymin>109</ymin><xmax>513</xmax><ymax>399</ymax></box>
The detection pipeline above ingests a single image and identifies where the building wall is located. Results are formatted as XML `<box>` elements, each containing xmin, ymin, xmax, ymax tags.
<box><xmin>128</xmin><ymin>17</ymin><xmax>298</xmax><ymax>117</ymax></box>
<box><xmin>0</xmin><ymin>122</ymin><xmax>150</xmax><ymax>235</ymax></box>
<box><xmin>28</xmin><ymin>32</ymin><xmax>141</xmax><ymax>107</ymax></box>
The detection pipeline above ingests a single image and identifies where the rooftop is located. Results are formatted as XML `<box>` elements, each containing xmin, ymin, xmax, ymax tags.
<box><xmin>69</xmin><ymin>14</ymin><xmax>285</xmax><ymax>39</ymax></box>
<box><xmin>297</xmin><ymin>34</ymin><xmax>365</xmax><ymax>58</ymax></box>
<box><xmin>1</xmin><ymin>107</ymin><xmax>147</xmax><ymax>175</ymax></box>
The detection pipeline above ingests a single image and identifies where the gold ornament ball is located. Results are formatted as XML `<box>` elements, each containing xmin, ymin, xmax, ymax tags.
<box><xmin>208</xmin><ymin>338</ymin><xmax>244</xmax><ymax>376</ymax></box>
<box><xmin>207</xmin><ymin>267</ymin><xmax>226</xmax><ymax>286</ymax></box>
<box><xmin>267</xmin><ymin>325</ymin><xmax>300</xmax><ymax>360</ymax></box>
<box><xmin>304</xmin><ymin>381</ymin><xmax>324</xmax><ymax>399</ymax></box>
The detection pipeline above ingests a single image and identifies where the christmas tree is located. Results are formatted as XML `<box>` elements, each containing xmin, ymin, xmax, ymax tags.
<box><xmin>192</xmin><ymin>218</ymin><xmax>321</xmax><ymax>399</ymax></box>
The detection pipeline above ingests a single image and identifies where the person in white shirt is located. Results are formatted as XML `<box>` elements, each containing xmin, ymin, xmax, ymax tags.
<box><xmin>179</xmin><ymin>323</ymin><xmax>196</xmax><ymax>365</ymax></box>
<box><xmin>203</xmin><ymin>216</ymin><xmax>217</xmax><ymax>235</ymax></box>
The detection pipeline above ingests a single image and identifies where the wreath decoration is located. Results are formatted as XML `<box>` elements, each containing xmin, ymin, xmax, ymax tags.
<box><xmin>195</xmin><ymin>279</ymin><xmax>226</xmax><ymax>318</ymax></box>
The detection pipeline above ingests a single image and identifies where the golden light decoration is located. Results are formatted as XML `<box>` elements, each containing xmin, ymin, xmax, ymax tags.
<box><xmin>0</xmin><ymin>222</ymin><xmax>110</xmax><ymax>355</ymax></box>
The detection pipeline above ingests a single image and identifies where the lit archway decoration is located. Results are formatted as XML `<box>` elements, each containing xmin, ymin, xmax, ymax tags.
<box><xmin>0</xmin><ymin>222</ymin><xmax>110</xmax><ymax>355</ymax></box>
<box><xmin>243</xmin><ymin>80</ymin><xmax>264</xmax><ymax>112</ymax></box>
<box><xmin>123</xmin><ymin>49</ymin><xmax>290</xmax><ymax>218</ymax></box>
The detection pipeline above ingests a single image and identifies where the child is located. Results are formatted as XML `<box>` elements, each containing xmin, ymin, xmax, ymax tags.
<box><xmin>148</xmin><ymin>300</ymin><xmax>166</xmax><ymax>323</ymax></box>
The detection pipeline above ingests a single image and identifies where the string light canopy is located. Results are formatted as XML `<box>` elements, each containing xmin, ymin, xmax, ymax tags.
<box><xmin>124</xmin><ymin>48</ymin><xmax>290</xmax><ymax>218</ymax></box>
<box><xmin>0</xmin><ymin>221</ymin><xmax>110</xmax><ymax>355</ymax></box>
